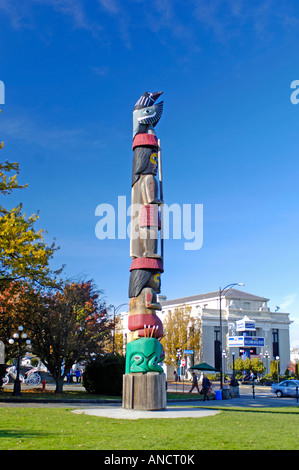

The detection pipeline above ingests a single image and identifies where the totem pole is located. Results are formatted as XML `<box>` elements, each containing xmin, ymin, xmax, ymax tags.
<box><xmin>122</xmin><ymin>91</ymin><xmax>166</xmax><ymax>410</ymax></box>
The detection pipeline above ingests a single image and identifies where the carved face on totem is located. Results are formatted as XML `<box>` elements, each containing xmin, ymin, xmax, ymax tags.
<box><xmin>129</xmin><ymin>269</ymin><xmax>161</xmax><ymax>298</ymax></box>
<box><xmin>148</xmin><ymin>272</ymin><xmax>161</xmax><ymax>293</ymax></box>
<box><xmin>132</xmin><ymin>147</ymin><xmax>158</xmax><ymax>186</ymax></box>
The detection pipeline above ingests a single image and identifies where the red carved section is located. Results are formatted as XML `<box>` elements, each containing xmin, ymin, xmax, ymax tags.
<box><xmin>132</xmin><ymin>133</ymin><xmax>158</xmax><ymax>150</ymax></box>
<box><xmin>139</xmin><ymin>205</ymin><xmax>161</xmax><ymax>228</ymax></box>
<box><xmin>130</xmin><ymin>257</ymin><xmax>163</xmax><ymax>272</ymax></box>
<box><xmin>128</xmin><ymin>313</ymin><xmax>163</xmax><ymax>338</ymax></box>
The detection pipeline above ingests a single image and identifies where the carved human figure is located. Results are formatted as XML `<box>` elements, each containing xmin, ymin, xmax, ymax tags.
<box><xmin>130</xmin><ymin>146</ymin><xmax>162</xmax><ymax>259</ymax></box>
<box><xmin>128</xmin><ymin>268</ymin><xmax>163</xmax><ymax>342</ymax></box>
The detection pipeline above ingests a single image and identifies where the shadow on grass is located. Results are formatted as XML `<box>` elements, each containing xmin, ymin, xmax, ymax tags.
<box><xmin>0</xmin><ymin>429</ymin><xmax>51</xmax><ymax>438</ymax></box>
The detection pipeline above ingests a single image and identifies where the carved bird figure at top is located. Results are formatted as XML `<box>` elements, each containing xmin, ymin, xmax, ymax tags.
<box><xmin>133</xmin><ymin>91</ymin><xmax>163</xmax><ymax>139</ymax></box>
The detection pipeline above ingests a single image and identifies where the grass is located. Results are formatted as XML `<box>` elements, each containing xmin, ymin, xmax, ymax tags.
<box><xmin>0</xmin><ymin>389</ymin><xmax>208</xmax><ymax>401</ymax></box>
<box><xmin>0</xmin><ymin>406</ymin><xmax>299</xmax><ymax>450</ymax></box>
<box><xmin>0</xmin><ymin>389</ymin><xmax>121</xmax><ymax>401</ymax></box>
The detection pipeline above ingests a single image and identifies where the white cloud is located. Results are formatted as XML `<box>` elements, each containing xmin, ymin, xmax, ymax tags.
<box><xmin>1</xmin><ymin>112</ymin><xmax>126</xmax><ymax>157</ymax></box>
<box><xmin>97</xmin><ymin>0</ymin><xmax>132</xmax><ymax>48</ymax></box>
<box><xmin>97</xmin><ymin>0</ymin><xmax>121</xmax><ymax>15</ymax></box>
<box><xmin>280</xmin><ymin>293</ymin><xmax>298</xmax><ymax>311</ymax></box>
<box><xmin>92</xmin><ymin>66</ymin><xmax>110</xmax><ymax>77</ymax></box>
<box><xmin>0</xmin><ymin>0</ymin><xmax>101</xmax><ymax>36</ymax></box>
<box><xmin>192</xmin><ymin>0</ymin><xmax>295</xmax><ymax>44</ymax></box>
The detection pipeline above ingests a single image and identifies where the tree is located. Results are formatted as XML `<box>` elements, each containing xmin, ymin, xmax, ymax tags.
<box><xmin>0</xmin><ymin>281</ymin><xmax>32</xmax><ymax>363</ymax></box>
<box><xmin>270</xmin><ymin>359</ymin><xmax>280</xmax><ymax>381</ymax></box>
<box><xmin>233</xmin><ymin>357</ymin><xmax>265</xmax><ymax>377</ymax></box>
<box><xmin>250</xmin><ymin>358</ymin><xmax>265</xmax><ymax>376</ymax></box>
<box><xmin>234</xmin><ymin>357</ymin><xmax>245</xmax><ymax>373</ymax></box>
<box><xmin>20</xmin><ymin>281</ymin><xmax>112</xmax><ymax>393</ymax></box>
<box><xmin>161</xmin><ymin>306</ymin><xmax>201</xmax><ymax>366</ymax></box>
<box><xmin>104</xmin><ymin>315</ymin><xmax>125</xmax><ymax>356</ymax></box>
<box><xmin>0</xmin><ymin>155</ymin><xmax>62</xmax><ymax>287</ymax></box>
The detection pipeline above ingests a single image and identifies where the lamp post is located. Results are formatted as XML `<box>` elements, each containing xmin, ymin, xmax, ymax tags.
<box><xmin>222</xmin><ymin>349</ymin><xmax>227</xmax><ymax>378</ymax></box>
<box><xmin>232</xmin><ymin>351</ymin><xmax>235</xmax><ymax>379</ymax></box>
<box><xmin>276</xmin><ymin>356</ymin><xmax>280</xmax><ymax>383</ymax></box>
<box><xmin>8</xmin><ymin>326</ymin><xmax>31</xmax><ymax>396</ymax></box>
<box><xmin>219</xmin><ymin>283</ymin><xmax>245</xmax><ymax>389</ymax></box>
<box><xmin>110</xmin><ymin>303</ymin><xmax>129</xmax><ymax>354</ymax></box>
<box><xmin>264</xmin><ymin>350</ymin><xmax>270</xmax><ymax>375</ymax></box>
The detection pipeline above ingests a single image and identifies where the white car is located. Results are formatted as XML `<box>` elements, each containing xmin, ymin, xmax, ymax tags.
<box><xmin>271</xmin><ymin>380</ymin><xmax>299</xmax><ymax>398</ymax></box>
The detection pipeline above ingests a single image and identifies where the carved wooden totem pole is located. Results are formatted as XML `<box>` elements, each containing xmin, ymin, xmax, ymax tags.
<box><xmin>122</xmin><ymin>91</ymin><xmax>166</xmax><ymax>410</ymax></box>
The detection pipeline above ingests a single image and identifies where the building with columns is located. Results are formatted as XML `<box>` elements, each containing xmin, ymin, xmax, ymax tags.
<box><xmin>160</xmin><ymin>289</ymin><xmax>292</xmax><ymax>376</ymax></box>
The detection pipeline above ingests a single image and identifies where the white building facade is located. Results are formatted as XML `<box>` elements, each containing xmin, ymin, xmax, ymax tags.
<box><xmin>160</xmin><ymin>289</ymin><xmax>292</xmax><ymax>375</ymax></box>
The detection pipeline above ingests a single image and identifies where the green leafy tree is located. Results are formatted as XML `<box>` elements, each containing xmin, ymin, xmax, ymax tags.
<box><xmin>234</xmin><ymin>357</ymin><xmax>245</xmax><ymax>372</ymax></box>
<box><xmin>233</xmin><ymin>357</ymin><xmax>265</xmax><ymax>376</ymax></box>
<box><xmin>250</xmin><ymin>358</ymin><xmax>265</xmax><ymax>376</ymax></box>
<box><xmin>270</xmin><ymin>359</ymin><xmax>280</xmax><ymax>380</ymax></box>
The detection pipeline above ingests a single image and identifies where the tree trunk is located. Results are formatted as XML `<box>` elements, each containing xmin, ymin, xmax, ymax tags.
<box><xmin>55</xmin><ymin>376</ymin><xmax>64</xmax><ymax>394</ymax></box>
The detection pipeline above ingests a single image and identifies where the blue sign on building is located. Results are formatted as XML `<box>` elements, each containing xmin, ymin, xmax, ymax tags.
<box><xmin>228</xmin><ymin>336</ymin><xmax>265</xmax><ymax>347</ymax></box>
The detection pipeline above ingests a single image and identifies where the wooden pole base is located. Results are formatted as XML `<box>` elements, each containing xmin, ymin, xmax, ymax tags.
<box><xmin>122</xmin><ymin>372</ymin><xmax>167</xmax><ymax>410</ymax></box>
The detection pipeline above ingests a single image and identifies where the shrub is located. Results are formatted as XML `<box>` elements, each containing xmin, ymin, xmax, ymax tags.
<box><xmin>82</xmin><ymin>353</ymin><xmax>125</xmax><ymax>396</ymax></box>
<box><xmin>260</xmin><ymin>374</ymin><xmax>273</xmax><ymax>385</ymax></box>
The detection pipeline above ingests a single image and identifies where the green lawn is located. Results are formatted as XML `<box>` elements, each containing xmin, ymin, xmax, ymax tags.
<box><xmin>0</xmin><ymin>406</ymin><xmax>298</xmax><ymax>450</ymax></box>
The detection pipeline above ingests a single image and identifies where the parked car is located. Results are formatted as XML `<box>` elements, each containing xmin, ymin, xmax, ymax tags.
<box><xmin>271</xmin><ymin>380</ymin><xmax>299</xmax><ymax>398</ymax></box>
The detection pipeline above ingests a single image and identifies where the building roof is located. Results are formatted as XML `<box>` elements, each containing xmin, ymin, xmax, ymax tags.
<box><xmin>160</xmin><ymin>289</ymin><xmax>269</xmax><ymax>307</ymax></box>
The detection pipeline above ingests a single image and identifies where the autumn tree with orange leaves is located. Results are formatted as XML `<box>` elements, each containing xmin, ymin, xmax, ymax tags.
<box><xmin>0</xmin><ymin>280</ymin><xmax>112</xmax><ymax>393</ymax></box>
<box><xmin>23</xmin><ymin>281</ymin><xmax>111</xmax><ymax>393</ymax></box>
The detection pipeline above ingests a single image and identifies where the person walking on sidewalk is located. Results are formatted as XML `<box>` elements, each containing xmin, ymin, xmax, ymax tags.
<box><xmin>202</xmin><ymin>374</ymin><xmax>211</xmax><ymax>401</ymax></box>
<box><xmin>189</xmin><ymin>372</ymin><xmax>200</xmax><ymax>393</ymax></box>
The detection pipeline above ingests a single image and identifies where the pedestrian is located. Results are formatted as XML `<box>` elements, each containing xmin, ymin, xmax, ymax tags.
<box><xmin>75</xmin><ymin>369</ymin><xmax>81</xmax><ymax>383</ymax></box>
<box><xmin>202</xmin><ymin>374</ymin><xmax>211</xmax><ymax>401</ymax></box>
<box><xmin>189</xmin><ymin>372</ymin><xmax>200</xmax><ymax>393</ymax></box>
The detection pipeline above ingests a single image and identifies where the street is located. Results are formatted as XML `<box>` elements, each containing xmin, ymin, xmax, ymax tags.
<box><xmin>167</xmin><ymin>379</ymin><xmax>271</xmax><ymax>396</ymax></box>
<box><xmin>167</xmin><ymin>380</ymin><xmax>299</xmax><ymax>408</ymax></box>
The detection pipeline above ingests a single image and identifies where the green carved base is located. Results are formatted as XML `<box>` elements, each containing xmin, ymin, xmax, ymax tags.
<box><xmin>125</xmin><ymin>337</ymin><xmax>164</xmax><ymax>374</ymax></box>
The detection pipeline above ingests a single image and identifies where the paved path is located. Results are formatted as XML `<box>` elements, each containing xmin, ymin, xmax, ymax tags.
<box><xmin>72</xmin><ymin>406</ymin><xmax>220</xmax><ymax>419</ymax></box>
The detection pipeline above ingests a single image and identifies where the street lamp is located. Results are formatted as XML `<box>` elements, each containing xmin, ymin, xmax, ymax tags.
<box><xmin>222</xmin><ymin>349</ymin><xmax>227</xmax><ymax>377</ymax></box>
<box><xmin>264</xmin><ymin>350</ymin><xmax>270</xmax><ymax>375</ymax></box>
<box><xmin>9</xmin><ymin>326</ymin><xmax>31</xmax><ymax>396</ymax></box>
<box><xmin>219</xmin><ymin>283</ymin><xmax>245</xmax><ymax>389</ymax></box>
<box><xmin>110</xmin><ymin>303</ymin><xmax>129</xmax><ymax>354</ymax></box>
<box><xmin>232</xmin><ymin>351</ymin><xmax>236</xmax><ymax>379</ymax></box>
<box><xmin>276</xmin><ymin>356</ymin><xmax>280</xmax><ymax>383</ymax></box>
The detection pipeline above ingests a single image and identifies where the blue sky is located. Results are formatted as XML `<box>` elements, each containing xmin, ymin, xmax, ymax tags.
<box><xmin>1</xmin><ymin>0</ymin><xmax>299</xmax><ymax>346</ymax></box>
